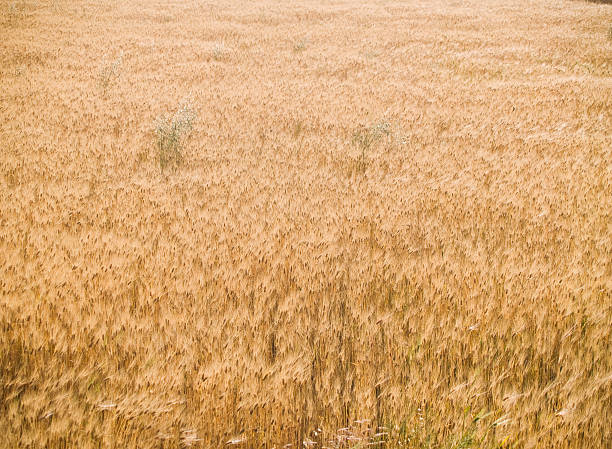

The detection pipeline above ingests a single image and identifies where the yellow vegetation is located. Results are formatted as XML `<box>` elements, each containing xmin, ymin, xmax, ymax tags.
<box><xmin>1</xmin><ymin>0</ymin><xmax>611</xmax><ymax>448</ymax></box>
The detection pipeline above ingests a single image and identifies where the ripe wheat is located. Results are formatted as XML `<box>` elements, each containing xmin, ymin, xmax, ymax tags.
<box><xmin>1</xmin><ymin>0</ymin><xmax>611</xmax><ymax>448</ymax></box>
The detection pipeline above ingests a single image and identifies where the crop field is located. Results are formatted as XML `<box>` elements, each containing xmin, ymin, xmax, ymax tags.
<box><xmin>1</xmin><ymin>0</ymin><xmax>611</xmax><ymax>447</ymax></box>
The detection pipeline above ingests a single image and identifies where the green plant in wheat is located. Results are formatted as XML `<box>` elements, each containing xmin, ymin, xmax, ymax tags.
<box><xmin>351</xmin><ymin>120</ymin><xmax>390</xmax><ymax>173</ymax></box>
<box><xmin>8</xmin><ymin>1</ymin><xmax>17</xmax><ymax>16</ymax></box>
<box><xmin>293</xmin><ymin>39</ymin><xmax>307</xmax><ymax>52</ymax></box>
<box><xmin>213</xmin><ymin>42</ymin><xmax>227</xmax><ymax>60</ymax></box>
<box><xmin>154</xmin><ymin>100</ymin><xmax>196</xmax><ymax>172</ymax></box>
<box><xmin>98</xmin><ymin>51</ymin><xmax>123</xmax><ymax>91</ymax></box>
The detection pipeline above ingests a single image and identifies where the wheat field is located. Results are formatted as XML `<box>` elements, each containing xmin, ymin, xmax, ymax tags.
<box><xmin>1</xmin><ymin>0</ymin><xmax>611</xmax><ymax>447</ymax></box>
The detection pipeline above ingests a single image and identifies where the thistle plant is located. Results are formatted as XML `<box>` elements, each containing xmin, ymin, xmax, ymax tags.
<box><xmin>154</xmin><ymin>100</ymin><xmax>196</xmax><ymax>173</ymax></box>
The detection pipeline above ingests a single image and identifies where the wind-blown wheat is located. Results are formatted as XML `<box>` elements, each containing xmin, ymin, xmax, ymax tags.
<box><xmin>0</xmin><ymin>0</ymin><xmax>610</xmax><ymax>448</ymax></box>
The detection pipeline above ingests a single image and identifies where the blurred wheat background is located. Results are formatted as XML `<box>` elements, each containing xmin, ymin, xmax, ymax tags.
<box><xmin>1</xmin><ymin>0</ymin><xmax>611</xmax><ymax>447</ymax></box>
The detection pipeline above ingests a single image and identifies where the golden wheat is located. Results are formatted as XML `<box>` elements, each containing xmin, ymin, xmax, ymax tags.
<box><xmin>1</xmin><ymin>0</ymin><xmax>611</xmax><ymax>448</ymax></box>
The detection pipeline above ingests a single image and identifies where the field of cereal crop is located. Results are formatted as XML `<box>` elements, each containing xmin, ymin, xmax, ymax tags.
<box><xmin>1</xmin><ymin>0</ymin><xmax>611</xmax><ymax>447</ymax></box>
